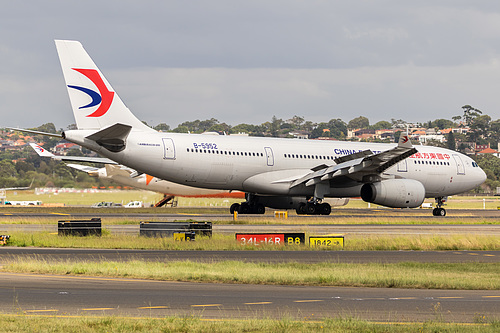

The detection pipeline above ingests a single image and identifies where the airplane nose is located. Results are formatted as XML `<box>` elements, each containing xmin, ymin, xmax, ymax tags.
<box><xmin>478</xmin><ymin>166</ymin><xmax>487</xmax><ymax>185</ymax></box>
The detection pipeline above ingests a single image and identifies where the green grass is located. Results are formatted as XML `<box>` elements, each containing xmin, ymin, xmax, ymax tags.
<box><xmin>0</xmin><ymin>315</ymin><xmax>497</xmax><ymax>332</ymax></box>
<box><xmin>3</xmin><ymin>260</ymin><xmax>500</xmax><ymax>290</ymax></box>
<box><xmin>5</xmin><ymin>232</ymin><xmax>500</xmax><ymax>251</ymax></box>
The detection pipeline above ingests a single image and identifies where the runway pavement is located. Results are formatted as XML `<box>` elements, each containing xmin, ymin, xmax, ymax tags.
<box><xmin>0</xmin><ymin>208</ymin><xmax>497</xmax><ymax>322</ymax></box>
<box><xmin>0</xmin><ymin>272</ymin><xmax>498</xmax><ymax>322</ymax></box>
<box><xmin>0</xmin><ymin>207</ymin><xmax>499</xmax><ymax>220</ymax></box>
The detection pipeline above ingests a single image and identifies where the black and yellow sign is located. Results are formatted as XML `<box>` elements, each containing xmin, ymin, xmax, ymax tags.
<box><xmin>309</xmin><ymin>236</ymin><xmax>344</xmax><ymax>249</ymax></box>
<box><xmin>236</xmin><ymin>232</ymin><xmax>305</xmax><ymax>246</ymax></box>
<box><xmin>173</xmin><ymin>232</ymin><xmax>195</xmax><ymax>241</ymax></box>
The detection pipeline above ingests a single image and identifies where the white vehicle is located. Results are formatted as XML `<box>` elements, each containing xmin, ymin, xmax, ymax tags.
<box><xmin>91</xmin><ymin>201</ymin><xmax>122</xmax><ymax>208</ymax></box>
<box><xmin>5</xmin><ymin>200</ymin><xmax>42</xmax><ymax>206</ymax></box>
<box><xmin>11</xmin><ymin>40</ymin><xmax>486</xmax><ymax>216</ymax></box>
<box><xmin>124</xmin><ymin>201</ymin><xmax>144</xmax><ymax>208</ymax></box>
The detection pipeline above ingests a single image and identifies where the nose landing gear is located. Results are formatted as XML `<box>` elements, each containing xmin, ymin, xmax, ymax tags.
<box><xmin>432</xmin><ymin>197</ymin><xmax>447</xmax><ymax>216</ymax></box>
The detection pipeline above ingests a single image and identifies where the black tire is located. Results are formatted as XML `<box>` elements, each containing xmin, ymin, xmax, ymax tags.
<box><xmin>438</xmin><ymin>208</ymin><xmax>446</xmax><ymax>216</ymax></box>
<box><xmin>238</xmin><ymin>203</ymin><xmax>250</xmax><ymax>214</ymax></box>
<box><xmin>296</xmin><ymin>203</ymin><xmax>306</xmax><ymax>215</ymax></box>
<box><xmin>255</xmin><ymin>204</ymin><xmax>265</xmax><ymax>214</ymax></box>
<box><xmin>432</xmin><ymin>208</ymin><xmax>438</xmax><ymax>216</ymax></box>
<box><xmin>306</xmin><ymin>203</ymin><xmax>316</xmax><ymax>215</ymax></box>
<box><xmin>230</xmin><ymin>203</ymin><xmax>240</xmax><ymax>214</ymax></box>
<box><xmin>320</xmin><ymin>203</ymin><xmax>331</xmax><ymax>215</ymax></box>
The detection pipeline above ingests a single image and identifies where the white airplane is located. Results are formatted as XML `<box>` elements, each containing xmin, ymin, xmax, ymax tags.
<box><xmin>10</xmin><ymin>40</ymin><xmax>486</xmax><ymax>216</ymax></box>
<box><xmin>29</xmin><ymin>143</ymin><xmax>245</xmax><ymax>203</ymax></box>
<box><xmin>29</xmin><ymin>142</ymin><xmax>347</xmax><ymax>208</ymax></box>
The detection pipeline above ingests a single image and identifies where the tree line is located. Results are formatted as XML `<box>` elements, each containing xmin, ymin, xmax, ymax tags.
<box><xmin>2</xmin><ymin>105</ymin><xmax>499</xmax><ymax>192</ymax></box>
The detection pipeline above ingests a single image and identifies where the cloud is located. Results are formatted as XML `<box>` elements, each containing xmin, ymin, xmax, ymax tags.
<box><xmin>2</xmin><ymin>1</ymin><xmax>500</xmax><ymax>129</ymax></box>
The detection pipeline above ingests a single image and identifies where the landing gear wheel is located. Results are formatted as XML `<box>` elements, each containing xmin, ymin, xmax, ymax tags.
<box><xmin>319</xmin><ymin>203</ymin><xmax>331</xmax><ymax>215</ymax></box>
<box><xmin>433</xmin><ymin>197</ymin><xmax>447</xmax><ymax>216</ymax></box>
<box><xmin>432</xmin><ymin>207</ymin><xmax>446</xmax><ymax>216</ymax></box>
<box><xmin>230</xmin><ymin>203</ymin><xmax>240</xmax><ymax>214</ymax></box>
<box><xmin>238</xmin><ymin>203</ymin><xmax>250</xmax><ymax>214</ymax></box>
<box><xmin>255</xmin><ymin>204</ymin><xmax>265</xmax><ymax>214</ymax></box>
<box><xmin>306</xmin><ymin>203</ymin><xmax>317</xmax><ymax>215</ymax></box>
<box><xmin>296</xmin><ymin>203</ymin><xmax>306</xmax><ymax>215</ymax></box>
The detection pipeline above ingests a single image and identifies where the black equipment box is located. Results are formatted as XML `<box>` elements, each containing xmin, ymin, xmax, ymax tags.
<box><xmin>58</xmin><ymin>218</ymin><xmax>102</xmax><ymax>236</ymax></box>
<box><xmin>139</xmin><ymin>221</ymin><xmax>212</xmax><ymax>238</ymax></box>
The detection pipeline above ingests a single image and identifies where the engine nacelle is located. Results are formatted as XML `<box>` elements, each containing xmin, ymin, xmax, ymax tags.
<box><xmin>360</xmin><ymin>179</ymin><xmax>425</xmax><ymax>208</ymax></box>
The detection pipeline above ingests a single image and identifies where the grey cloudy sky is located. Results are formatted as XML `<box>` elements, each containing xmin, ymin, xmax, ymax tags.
<box><xmin>2</xmin><ymin>1</ymin><xmax>500</xmax><ymax>130</ymax></box>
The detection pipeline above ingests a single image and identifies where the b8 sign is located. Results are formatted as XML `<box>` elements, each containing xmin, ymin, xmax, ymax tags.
<box><xmin>236</xmin><ymin>233</ymin><xmax>305</xmax><ymax>246</ymax></box>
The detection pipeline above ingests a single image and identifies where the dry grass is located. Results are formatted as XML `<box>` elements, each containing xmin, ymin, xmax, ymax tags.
<box><xmin>3</xmin><ymin>259</ymin><xmax>499</xmax><ymax>290</ymax></box>
<box><xmin>6</xmin><ymin>232</ymin><xmax>500</xmax><ymax>251</ymax></box>
<box><xmin>0</xmin><ymin>314</ymin><xmax>497</xmax><ymax>332</ymax></box>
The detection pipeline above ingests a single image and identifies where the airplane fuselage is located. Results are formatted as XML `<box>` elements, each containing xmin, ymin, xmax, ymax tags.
<box><xmin>65</xmin><ymin>130</ymin><xmax>485</xmax><ymax>199</ymax></box>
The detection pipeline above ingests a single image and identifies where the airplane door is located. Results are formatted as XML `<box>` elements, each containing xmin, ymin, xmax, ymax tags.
<box><xmin>264</xmin><ymin>147</ymin><xmax>274</xmax><ymax>166</ymax></box>
<box><xmin>397</xmin><ymin>160</ymin><xmax>407</xmax><ymax>172</ymax></box>
<box><xmin>162</xmin><ymin>138</ymin><xmax>176</xmax><ymax>160</ymax></box>
<box><xmin>452</xmin><ymin>154</ymin><xmax>465</xmax><ymax>175</ymax></box>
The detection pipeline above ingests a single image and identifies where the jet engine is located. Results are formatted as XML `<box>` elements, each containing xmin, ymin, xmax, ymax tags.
<box><xmin>360</xmin><ymin>179</ymin><xmax>425</xmax><ymax>208</ymax></box>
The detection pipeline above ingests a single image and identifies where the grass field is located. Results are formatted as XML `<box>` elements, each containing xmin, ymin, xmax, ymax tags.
<box><xmin>0</xmin><ymin>315</ymin><xmax>497</xmax><ymax>333</ymax></box>
<box><xmin>3</xmin><ymin>259</ymin><xmax>499</xmax><ymax>290</ymax></box>
<box><xmin>6</xmin><ymin>232</ymin><xmax>500</xmax><ymax>251</ymax></box>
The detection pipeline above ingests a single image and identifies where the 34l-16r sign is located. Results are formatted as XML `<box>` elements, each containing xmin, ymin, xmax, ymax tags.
<box><xmin>236</xmin><ymin>233</ymin><xmax>305</xmax><ymax>246</ymax></box>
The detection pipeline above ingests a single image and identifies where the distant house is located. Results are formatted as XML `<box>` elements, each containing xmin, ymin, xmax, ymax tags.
<box><xmin>477</xmin><ymin>147</ymin><xmax>499</xmax><ymax>158</ymax></box>
<box><xmin>475</xmin><ymin>143</ymin><xmax>490</xmax><ymax>152</ymax></box>
<box><xmin>53</xmin><ymin>142</ymin><xmax>80</xmax><ymax>155</ymax></box>
<box><xmin>288</xmin><ymin>131</ymin><xmax>309</xmax><ymax>139</ymax></box>
<box><xmin>418</xmin><ymin>134</ymin><xmax>445</xmax><ymax>144</ymax></box>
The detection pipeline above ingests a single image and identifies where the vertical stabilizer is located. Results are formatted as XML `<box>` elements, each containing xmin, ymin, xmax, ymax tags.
<box><xmin>55</xmin><ymin>40</ymin><xmax>154</xmax><ymax>132</ymax></box>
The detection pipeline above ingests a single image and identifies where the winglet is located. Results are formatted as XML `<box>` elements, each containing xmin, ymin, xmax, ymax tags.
<box><xmin>29</xmin><ymin>143</ymin><xmax>55</xmax><ymax>157</ymax></box>
<box><xmin>398</xmin><ymin>133</ymin><xmax>413</xmax><ymax>149</ymax></box>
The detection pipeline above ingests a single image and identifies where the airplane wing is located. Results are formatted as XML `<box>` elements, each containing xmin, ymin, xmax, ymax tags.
<box><xmin>290</xmin><ymin>134</ymin><xmax>417</xmax><ymax>188</ymax></box>
<box><xmin>29</xmin><ymin>143</ymin><xmax>117</xmax><ymax>164</ymax></box>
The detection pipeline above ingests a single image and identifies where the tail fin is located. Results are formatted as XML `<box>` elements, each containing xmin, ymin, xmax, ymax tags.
<box><xmin>29</xmin><ymin>143</ymin><xmax>55</xmax><ymax>157</ymax></box>
<box><xmin>55</xmin><ymin>40</ymin><xmax>154</xmax><ymax>132</ymax></box>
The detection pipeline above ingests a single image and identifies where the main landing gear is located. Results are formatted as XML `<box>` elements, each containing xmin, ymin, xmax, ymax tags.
<box><xmin>230</xmin><ymin>202</ymin><xmax>265</xmax><ymax>214</ymax></box>
<box><xmin>230</xmin><ymin>194</ymin><xmax>265</xmax><ymax>214</ymax></box>
<box><xmin>296</xmin><ymin>201</ymin><xmax>331</xmax><ymax>215</ymax></box>
<box><xmin>432</xmin><ymin>197</ymin><xmax>447</xmax><ymax>216</ymax></box>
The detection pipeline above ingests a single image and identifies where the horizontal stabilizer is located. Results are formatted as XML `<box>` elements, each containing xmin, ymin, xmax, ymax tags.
<box><xmin>7</xmin><ymin>127</ymin><xmax>63</xmax><ymax>138</ymax></box>
<box><xmin>86</xmin><ymin>123</ymin><xmax>132</xmax><ymax>152</ymax></box>
<box><xmin>29</xmin><ymin>142</ymin><xmax>116</xmax><ymax>164</ymax></box>
<box><xmin>66</xmin><ymin>163</ymin><xmax>100</xmax><ymax>173</ymax></box>
<box><xmin>55</xmin><ymin>156</ymin><xmax>117</xmax><ymax>164</ymax></box>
